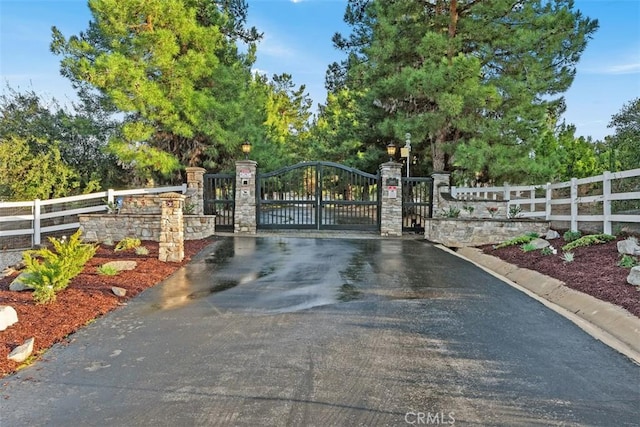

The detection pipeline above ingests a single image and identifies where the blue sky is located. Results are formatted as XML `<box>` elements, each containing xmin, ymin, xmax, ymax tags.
<box><xmin>0</xmin><ymin>0</ymin><xmax>638</xmax><ymax>142</ymax></box>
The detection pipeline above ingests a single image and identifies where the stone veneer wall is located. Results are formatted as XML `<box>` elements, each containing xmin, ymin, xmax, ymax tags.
<box><xmin>184</xmin><ymin>215</ymin><xmax>216</xmax><ymax>239</ymax></box>
<box><xmin>79</xmin><ymin>214</ymin><xmax>215</xmax><ymax>242</ymax></box>
<box><xmin>424</xmin><ymin>218</ymin><xmax>550</xmax><ymax>247</ymax></box>
<box><xmin>437</xmin><ymin>194</ymin><xmax>509</xmax><ymax>219</ymax></box>
<box><xmin>118</xmin><ymin>195</ymin><xmax>162</xmax><ymax>215</ymax></box>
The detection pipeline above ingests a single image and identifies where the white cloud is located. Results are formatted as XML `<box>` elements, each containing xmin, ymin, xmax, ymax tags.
<box><xmin>602</xmin><ymin>62</ymin><xmax>640</xmax><ymax>75</ymax></box>
<box><xmin>258</xmin><ymin>35</ymin><xmax>296</xmax><ymax>59</ymax></box>
<box><xmin>251</xmin><ymin>68</ymin><xmax>269</xmax><ymax>77</ymax></box>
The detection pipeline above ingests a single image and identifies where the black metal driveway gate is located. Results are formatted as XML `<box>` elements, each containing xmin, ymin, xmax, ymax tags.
<box><xmin>402</xmin><ymin>177</ymin><xmax>434</xmax><ymax>233</ymax></box>
<box><xmin>257</xmin><ymin>162</ymin><xmax>380</xmax><ymax>231</ymax></box>
<box><xmin>203</xmin><ymin>173</ymin><xmax>235</xmax><ymax>231</ymax></box>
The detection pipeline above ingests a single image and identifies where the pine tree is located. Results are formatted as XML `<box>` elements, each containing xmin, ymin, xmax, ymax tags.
<box><xmin>50</xmin><ymin>0</ymin><xmax>261</xmax><ymax>179</ymax></box>
<box><xmin>330</xmin><ymin>0</ymin><xmax>598</xmax><ymax>183</ymax></box>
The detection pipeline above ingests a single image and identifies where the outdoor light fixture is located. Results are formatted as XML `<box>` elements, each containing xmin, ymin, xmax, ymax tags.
<box><xmin>241</xmin><ymin>141</ymin><xmax>251</xmax><ymax>159</ymax></box>
<box><xmin>386</xmin><ymin>143</ymin><xmax>397</xmax><ymax>161</ymax></box>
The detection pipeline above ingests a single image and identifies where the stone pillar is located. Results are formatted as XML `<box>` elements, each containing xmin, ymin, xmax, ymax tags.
<box><xmin>159</xmin><ymin>192</ymin><xmax>185</xmax><ymax>262</ymax></box>
<box><xmin>380</xmin><ymin>162</ymin><xmax>403</xmax><ymax>237</ymax></box>
<box><xmin>431</xmin><ymin>172</ymin><xmax>451</xmax><ymax>215</ymax></box>
<box><xmin>185</xmin><ymin>167</ymin><xmax>206</xmax><ymax>215</ymax></box>
<box><xmin>234</xmin><ymin>160</ymin><xmax>258</xmax><ymax>234</ymax></box>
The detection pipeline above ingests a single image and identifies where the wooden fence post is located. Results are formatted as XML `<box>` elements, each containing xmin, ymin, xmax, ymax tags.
<box><xmin>603</xmin><ymin>171</ymin><xmax>612</xmax><ymax>235</ymax></box>
<box><xmin>571</xmin><ymin>178</ymin><xmax>578</xmax><ymax>231</ymax></box>
<box><xmin>545</xmin><ymin>183</ymin><xmax>552</xmax><ymax>221</ymax></box>
<box><xmin>33</xmin><ymin>199</ymin><xmax>41</xmax><ymax>246</ymax></box>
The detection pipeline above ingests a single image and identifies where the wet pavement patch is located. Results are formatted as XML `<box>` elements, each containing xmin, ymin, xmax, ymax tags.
<box><xmin>187</xmin><ymin>280</ymin><xmax>239</xmax><ymax>300</ymax></box>
<box><xmin>177</xmin><ymin>236</ymin><xmax>457</xmax><ymax>313</ymax></box>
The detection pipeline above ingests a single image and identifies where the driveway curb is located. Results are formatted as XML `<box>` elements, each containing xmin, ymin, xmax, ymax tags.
<box><xmin>437</xmin><ymin>245</ymin><xmax>640</xmax><ymax>365</ymax></box>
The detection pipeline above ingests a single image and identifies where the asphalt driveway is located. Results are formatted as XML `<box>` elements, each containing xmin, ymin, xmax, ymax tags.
<box><xmin>1</xmin><ymin>236</ymin><xmax>638</xmax><ymax>426</ymax></box>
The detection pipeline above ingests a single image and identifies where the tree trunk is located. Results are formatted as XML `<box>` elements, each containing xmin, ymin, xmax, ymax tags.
<box><xmin>431</xmin><ymin>131</ymin><xmax>447</xmax><ymax>172</ymax></box>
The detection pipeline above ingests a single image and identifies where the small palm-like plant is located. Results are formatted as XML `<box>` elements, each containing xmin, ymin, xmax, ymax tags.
<box><xmin>135</xmin><ymin>246</ymin><xmax>150</xmax><ymax>256</ymax></box>
<box><xmin>114</xmin><ymin>237</ymin><xmax>141</xmax><ymax>252</ymax></box>
<box><xmin>97</xmin><ymin>264</ymin><xmax>119</xmax><ymax>276</ymax></box>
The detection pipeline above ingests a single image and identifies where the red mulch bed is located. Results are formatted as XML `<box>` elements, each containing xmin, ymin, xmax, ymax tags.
<box><xmin>480</xmin><ymin>235</ymin><xmax>640</xmax><ymax>318</ymax></box>
<box><xmin>0</xmin><ymin>239</ymin><xmax>213</xmax><ymax>377</ymax></box>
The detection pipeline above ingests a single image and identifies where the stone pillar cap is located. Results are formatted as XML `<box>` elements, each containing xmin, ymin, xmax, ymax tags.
<box><xmin>235</xmin><ymin>160</ymin><xmax>258</xmax><ymax>166</ymax></box>
<box><xmin>380</xmin><ymin>161</ymin><xmax>402</xmax><ymax>169</ymax></box>
<box><xmin>158</xmin><ymin>192</ymin><xmax>185</xmax><ymax>199</ymax></box>
<box><xmin>185</xmin><ymin>166</ymin><xmax>206</xmax><ymax>172</ymax></box>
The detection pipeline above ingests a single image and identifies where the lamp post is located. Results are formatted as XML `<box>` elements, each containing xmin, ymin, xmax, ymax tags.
<box><xmin>386</xmin><ymin>143</ymin><xmax>397</xmax><ymax>162</ymax></box>
<box><xmin>404</xmin><ymin>132</ymin><xmax>411</xmax><ymax>178</ymax></box>
<box><xmin>241</xmin><ymin>141</ymin><xmax>251</xmax><ymax>160</ymax></box>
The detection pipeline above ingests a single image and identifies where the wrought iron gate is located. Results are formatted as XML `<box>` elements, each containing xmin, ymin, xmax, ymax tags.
<box><xmin>257</xmin><ymin>162</ymin><xmax>380</xmax><ymax>231</ymax></box>
<box><xmin>203</xmin><ymin>173</ymin><xmax>235</xmax><ymax>231</ymax></box>
<box><xmin>402</xmin><ymin>177</ymin><xmax>434</xmax><ymax>233</ymax></box>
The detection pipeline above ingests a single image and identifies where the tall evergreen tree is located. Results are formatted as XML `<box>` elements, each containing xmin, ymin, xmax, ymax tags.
<box><xmin>608</xmin><ymin>98</ymin><xmax>640</xmax><ymax>171</ymax></box>
<box><xmin>51</xmin><ymin>0</ymin><xmax>261</xmax><ymax>180</ymax></box>
<box><xmin>330</xmin><ymin>0</ymin><xmax>598</xmax><ymax>183</ymax></box>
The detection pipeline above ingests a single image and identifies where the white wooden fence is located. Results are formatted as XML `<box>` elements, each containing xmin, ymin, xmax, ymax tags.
<box><xmin>0</xmin><ymin>185</ymin><xmax>186</xmax><ymax>247</ymax></box>
<box><xmin>451</xmin><ymin>168</ymin><xmax>640</xmax><ymax>234</ymax></box>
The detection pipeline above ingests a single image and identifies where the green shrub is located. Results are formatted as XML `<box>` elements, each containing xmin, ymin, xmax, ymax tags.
<box><xmin>21</xmin><ymin>230</ymin><xmax>97</xmax><ymax>304</ymax></box>
<box><xmin>618</xmin><ymin>254</ymin><xmax>639</xmax><ymax>268</ymax></box>
<box><xmin>97</xmin><ymin>264</ymin><xmax>119</xmax><ymax>276</ymax></box>
<box><xmin>494</xmin><ymin>233</ymin><xmax>538</xmax><ymax>249</ymax></box>
<box><xmin>521</xmin><ymin>243</ymin><xmax>537</xmax><ymax>252</ymax></box>
<box><xmin>561</xmin><ymin>234</ymin><xmax>616</xmax><ymax>252</ymax></box>
<box><xmin>114</xmin><ymin>237</ymin><xmax>141</xmax><ymax>252</ymax></box>
<box><xmin>135</xmin><ymin>246</ymin><xmax>150</xmax><ymax>256</ymax></box>
<box><xmin>441</xmin><ymin>206</ymin><xmax>460</xmax><ymax>218</ymax></box>
<box><xmin>563</xmin><ymin>230</ymin><xmax>582</xmax><ymax>242</ymax></box>
<box><xmin>562</xmin><ymin>252</ymin><xmax>575</xmax><ymax>263</ymax></box>
<box><xmin>508</xmin><ymin>205</ymin><xmax>522</xmax><ymax>219</ymax></box>
<box><xmin>540</xmin><ymin>246</ymin><xmax>553</xmax><ymax>256</ymax></box>
<box><xmin>183</xmin><ymin>203</ymin><xmax>196</xmax><ymax>215</ymax></box>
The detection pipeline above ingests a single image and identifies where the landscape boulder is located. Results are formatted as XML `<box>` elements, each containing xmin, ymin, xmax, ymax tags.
<box><xmin>9</xmin><ymin>272</ymin><xmax>35</xmax><ymax>292</ymax></box>
<box><xmin>8</xmin><ymin>337</ymin><xmax>34</xmax><ymax>363</ymax></box>
<box><xmin>617</xmin><ymin>238</ymin><xmax>640</xmax><ymax>256</ymax></box>
<box><xmin>529</xmin><ymin>238</ymin><xmax>550</xmax><ymax>250</ymax></box>
<box><xmin>112</xmin><ymin>287</ymin><xmax>127</xmax><ymax>297</ymax></box>
<box><xmin>627</xmin><ymin>266</ymin><xmax>640</xmax><ymax>287</ymax></box>
<box><xmin>102</xmin><ymin>260</ymin><xmax>137</xmax><ymax>272</ymax></box>
<box><xmin>545</xmin><ymin>230</ymin><xmax>561</xmax><ymax>240</ymax></box>
<box><xmin>0</xmin><ymin>306</ymin><xmax>18</xmax><ymax>331</ymax></box>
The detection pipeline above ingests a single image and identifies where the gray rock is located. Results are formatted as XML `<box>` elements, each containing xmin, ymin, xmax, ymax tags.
<box><xmin>0</xmin><ymin>306</ymin><xmax>18</xmax><ymax>331</ymax></box>
<box><xmin>530</xmin><ymin>238</ymin><xmax>550</xmax><ymax>249</ymax></box>
<box><xmin>8</xmin><ymin>337</ymin><xmax>34</xmax><ymax>363</ymax></box>
<box><xmin>9</xmin><ymin>272</ymin><xmax>35</xmax><ymax>292</ymax></box>
<box><xmin>617</xmin><ymin>238</ymin><xmax>640</xmax><ymax>256</ymax></box>
<box><xmin>112</xmin><ymin>286</ymin><xmax>127</xmax><ymax>297</ymax></box>
<box><xmin>102</xmin><ymin>260</ymin><xmax>137</xmax><ymax>272</ymax></box>
<box><xmin>545</xmin><ymin>230</ymin><xmax>561</xmax><ymax>240</ymax></box>
<box><xmin>627</xmin><ymin>266</ymin><xmax>640</xmax><ymax>287</ymax></box>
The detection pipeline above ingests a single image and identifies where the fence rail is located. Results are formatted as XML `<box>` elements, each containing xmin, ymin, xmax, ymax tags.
<box><xmin>451</xmin><ymin>168</ymin><xmax>640</xmax><ymax>234</ymax></box>
<box><xmin>0</xmin><ymin>185</ymin><xmax>186</xmax><ymax>248</ymax></box>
